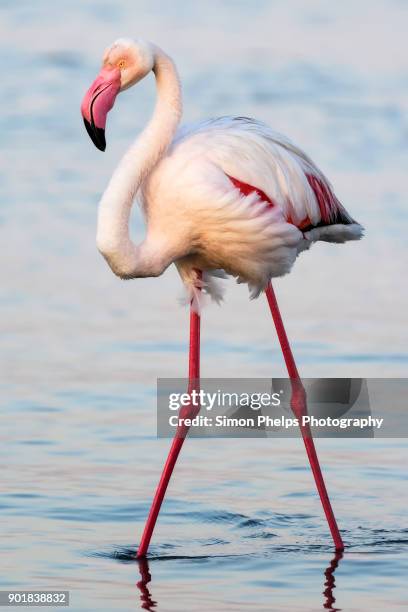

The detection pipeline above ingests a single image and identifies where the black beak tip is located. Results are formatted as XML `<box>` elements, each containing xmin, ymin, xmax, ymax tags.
<box><xmin>83</xmin><ymin>118</ymin><xmax>106</xmax><ymax>152</ymax></box>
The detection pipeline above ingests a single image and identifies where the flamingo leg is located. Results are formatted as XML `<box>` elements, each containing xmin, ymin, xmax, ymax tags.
<box><xmin>137</xmin><ymin>291</ymin><xmax>201</xmax><ymax>558</ymax></box>
<box><xmin>265</xmin><ymin>282</ymin><xmax>344</xmax><ymax>551</ymax></box>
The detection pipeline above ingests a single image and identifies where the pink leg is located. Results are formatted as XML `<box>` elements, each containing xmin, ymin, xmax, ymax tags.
<box><xmin>137</xmin><ymin>290</ymin><xmax>201</xmax><ymax>558</ymax></box>
<box><xmin>265</xmin><ymin>282</ymin><xmax>344</xmax><ymax>551</ymax></box>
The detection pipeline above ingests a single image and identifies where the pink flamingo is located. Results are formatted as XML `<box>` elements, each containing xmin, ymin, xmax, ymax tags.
<box><xmin>81</xmin><ymin>38</ymin><xmax>363</xmax><ymax>557</ymax></box>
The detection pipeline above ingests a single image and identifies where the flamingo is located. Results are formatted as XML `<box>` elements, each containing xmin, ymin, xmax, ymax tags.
<box><xmin>81</xmin><ymin>38</ymin><xmax>363</xmax><ymax>558</ymax></box>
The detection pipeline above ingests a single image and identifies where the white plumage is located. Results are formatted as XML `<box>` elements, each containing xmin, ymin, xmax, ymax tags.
<box><xmin>83</xmin><ymin>39</ymin><xmax>363</xmax><ymax>307</ymax></box>
<box><xmin>142</xmin><ymin>116</ymin><xmax>362</xmax><ymax>302</ymax></box>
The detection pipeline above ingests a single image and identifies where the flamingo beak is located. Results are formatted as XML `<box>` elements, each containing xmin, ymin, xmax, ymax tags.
<box><xmin>81</xmin><ymin>67</ymin><xmax>121</xmax><ymax>151</ymax></box>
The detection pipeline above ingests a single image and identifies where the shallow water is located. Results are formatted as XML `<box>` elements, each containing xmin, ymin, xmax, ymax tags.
<box><xmin>1</xmin><ymin>1</ymin><xmax>408</xmax><ymax>610</ymax></box>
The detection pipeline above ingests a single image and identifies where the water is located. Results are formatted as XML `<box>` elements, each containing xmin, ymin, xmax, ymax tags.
<box><xmin>1</xmin><ymin>0</ymin><xmax>407</xmax><ymax>610</ymax></box>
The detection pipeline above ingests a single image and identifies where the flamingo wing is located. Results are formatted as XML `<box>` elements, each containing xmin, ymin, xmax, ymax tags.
<box><xmin>173</xmin><ymin>116</ymin><xmax>361</xmax><ymax>239</ymax></box>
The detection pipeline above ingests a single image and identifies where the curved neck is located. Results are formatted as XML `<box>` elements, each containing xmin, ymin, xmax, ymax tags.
<box><xmin>96</xmin><ymin>46</ymin><xmax>182</xmax><ymax>278</ymax></box>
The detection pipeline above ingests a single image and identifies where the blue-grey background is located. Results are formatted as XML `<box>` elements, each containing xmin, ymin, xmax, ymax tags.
<box><xmin>1</xmin><ymin>1</ymin><xmax>407</xmax><ymax>610</ymax></box>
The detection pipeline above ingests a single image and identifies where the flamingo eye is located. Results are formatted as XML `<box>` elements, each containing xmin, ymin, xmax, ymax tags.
<box><xmin>117</xmin><ymin>59</ymin><xmax>126</xmax><ymax>70</ymax></box>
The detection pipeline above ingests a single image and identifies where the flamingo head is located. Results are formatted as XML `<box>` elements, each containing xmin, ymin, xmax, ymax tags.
<box><xmin>81</xmin><ymin>38</ymin><xmax>154</xmax><ymax>151</ymax></box>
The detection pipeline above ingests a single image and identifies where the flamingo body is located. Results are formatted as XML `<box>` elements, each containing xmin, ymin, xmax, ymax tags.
<box><xmin>140</xmin><ymin>116</ymin><xmax>362</xmax><ymax>300</ymax></box>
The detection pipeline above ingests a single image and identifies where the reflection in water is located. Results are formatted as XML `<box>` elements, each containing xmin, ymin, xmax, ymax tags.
<box><xmin>134</xmin><ymin>552</ymin><xmax>343</xmax><ymax>611</ymax></box>
<box><xmin>136</xmin><ymin>558</ymin><xmax>157</xmax><ymax>611</ymax></box>
<box><xmin>323</xmin><ymin>551</ymin><xmax>343</xmax><ymax>611</ymax></box>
